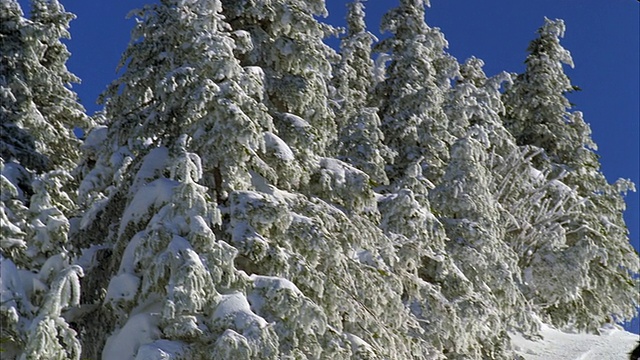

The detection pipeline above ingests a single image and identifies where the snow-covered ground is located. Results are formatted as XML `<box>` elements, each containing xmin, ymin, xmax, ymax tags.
<box><xmin>511</xmin><ymin>324</ymin><xmax>639</xmax><ymax>360</ymax></box>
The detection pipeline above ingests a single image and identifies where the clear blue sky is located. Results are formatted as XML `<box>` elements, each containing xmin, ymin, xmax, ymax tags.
<box><xmin>17</xmin><ymin>0</ymin><xmax>639</xmax><ymax>332</ymax></box>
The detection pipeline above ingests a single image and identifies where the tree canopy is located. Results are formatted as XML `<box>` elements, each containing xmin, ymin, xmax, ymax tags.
<box><xmin>1</xmin><ymin>1</ymin><xmax>637</xmax><ymax>359</ymax></box>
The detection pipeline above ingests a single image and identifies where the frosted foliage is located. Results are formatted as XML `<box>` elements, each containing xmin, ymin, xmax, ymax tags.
<box><xmin>432</xmin><ymin>138</ymin><xmax>496</xmax><ymax>222</ymax></box>
<box><xmin>247</xmin><ymin>274</ymin><xmax>327</xmax><ymax>357</ymax></box>
<box><xmin>221</xmin><ymin>0</ymin><xmax>339</xmax><ymax>157</ymax></box>
<box><xmin>1</xmin><ymin>256</ymin><xmax>31</xmax><ymax>356</ymax></box>
<box><xmin>135</xmin><ymin>340</ymin><xmax>187</xmax><ymax>360</ymax></box>
<box><xmin>29</xmin><ymin>171</ymin><xmax>74</xmax><ymax>260</ymax></box>
<box><xmin>0</xmin><ymin>164</ymin><xmax>81</xmax><ymax>359</ymax></box>
<box><xmin>228</xmin><ymin>187</ymin><xmax>445</xmax><ymax>359</ymax></box>
<box><xmin>500</xmin><ymin>18</ymin><xmax>638</xmax><ymax>331</ymax></box>
<box><xmin>209</xmin><ymin>292</ymin><xmax>278</xmax><ymax>358</ymax></box>
<box><xmin>493</xmin><ymin>145</ymin><xmax>638</xmax><ymax>331</ymax></box>
<box><xmin>377</xmin><ymin>189</ymin><xmax>476</xmax><ymax>352</ymax></box>
<box><xmin>0</xmin><ymin>0</ymin><xmax>89</xmax><ymax>173</ymax></box>
<box><xmin>307</xmin><ymin>157</ymin><xmax>376</xmax><ymax>213</ymax></box>
<box><xmin>75</xmin><ymin>125</ymin><xmax>109</xmax><ymax>202</ymax></box>
<box><xmin>337</xmin><ymin>108</ymin><xmax>392</xmax><ymax>186</ymax></box>
<box><xmin>374</xmin><ymin>0</ymin><xmax>458</xmax><ymax>184</ymax></box>
<box><xmin>379</xmin><ymin>189</ymin><xmax>442</xmax><ymax>248</ymax></box>
<box><xmin>72</xmin><ymin>1</ymin><xmax>292</xmax><ymax>356</ymax></box>
<box><xmin>101</xmin><ymin>148</ymin><xmax>225</xmax><ymax>357</ymax></box>
<box><xmin>431</xmin><ymin>138</ymin><xmax>537</xmax><ymax>356</ymax></box>
<box><xmin>503</xmin><ymin>18</ymin><xmax>587</xmax><ymax>167</ymax></box>
<box><xmin>7</xmin><ymin>0</ymin><xmax>636</xmax><ymax>358</ymax></box>
<box><xmin>21</xmin><ymin>265</ymin><xmax>83</xmax><ymax>360</ymax></box>
<box><xmin>102</xmin><ymin>312</ymin><xmax>163</xmax><ymax>360</ymax></box>
<box><xmin>0</xmin><ymin>4</ymin><xmax>85</xmax><ymax>345</ymax></box>
<box><xmin>333</xmin><ymin>1</ymin><xmax>393</xmax><ymax>186</ymax></box>
<box><xmin>447</xmin><ymin>57</ymin><xmax>513</xmax><ymax>152</ymax></box>
<box><xmin>96</xmin><ymin>0</ymin><xmax>276</xmax><ymax>202</ymax></box>
<box><xmin>334</xmin><ymin>0</ymin><xmax>375</xmax><ymax>112</ymax></box>
<box><xmin>1</xmin><ymin>161</ymin><xmax>29</xmax><ymax>258</ymax></box>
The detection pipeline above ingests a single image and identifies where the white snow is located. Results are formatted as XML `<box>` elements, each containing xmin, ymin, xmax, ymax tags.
<box><xmin>131</xmin><ymin>147</ymin><xmax>169</xmax><ymax>192</ymax></box>
<box><xmin>251</xmin><ymin>274</ymin><xmax>299</xmax><ymax>291</ymax></box>
<box><xmin>118</xmin><ymin>178</ymin><xmax>178</xmax><ymax>236</ymax></box>
<box><xmin>74</xmin><ymin>244</ymin><xmax>108</xmax><ymax>271</ymax></box>
<box><xmin>134</xmin><ymin>339</ymin><xmax>186</xmax><ymax>360</ymax></box>
<box><xmin>510</xmin><ymin>323</ymin><xmax>639</xmax><ymax>360</ymax></box>
<box><xmin>0</xmin><ymin>255</ymin><xmax>33</xmax><ymax>313</ymax></box>
<box><xmin>548</xmin><ymin>179</ymin><xmax>574</xmax><ymax>195</ymax></box>
<box><xmin>344</xmin><ymin>332</ymin><xmax>375</xmax><ymax>357</ymax></box>
<box><xmin>282</xmin><ymin>112</ymin><xmax>311</xmax><ymax>129</ymax></box>
<box><xmin>1</xmin><ymin>162</ymin><xmax>28</xmax><ymax>200</ymax></box>
<box><xmin>82</xmin><ymin>125</ymin><xmax>108</xmax><ymax>151</ymax></box>
<box><xmin>119</xmin><ymin>231</ymin><xmax>145</xmax><ymax>274</ymax></box>
<box><xmin>212</xmin><ymin>292</ymin><xmax>268</xmax><ymax>330</ymax></box>
<box><xmin>105</xmin><ymin>272</ymin><xmax>141</xmax><ymax>305</ymax></box>
<box><xmin>102</xmin><ymin>312</ymin><xmax>162</xmax><ymax>360</ymax></box>
<box><xmin>264</xmin><ymin>131</ymin><xmax>295</xmax><ymax>161</ymax></box>
<box><xmin>528</xmin><ymin>166</ymin><xmax>545</xmax><ymax>183</ymax></box>
<box><xmin>247</xmin><ymin>275</ymin><xmax>302</xmax><ymax>315</ymax></box>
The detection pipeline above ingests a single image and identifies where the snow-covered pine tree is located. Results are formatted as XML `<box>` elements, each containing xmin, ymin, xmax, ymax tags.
<box><xmin>221</xmin><ymin>0</ymin><xmax>339</xmax><ymax>161</ymax></box>
<box><xmin>332</xmin><ymin>0</ymin><xmax>393</xmax><ymax>187</ymax></box>
<box><xmin>73</xmin><ymin>1</ymin><xmax>438</xmax><ymax>358</ymax></box>
<box><xmin>503</xmin><ymin>18</ymin><xmax>585</xmax><ymax>167</ymax></box>
<box><xmin>375</xmin><ymin>165</ymin><xmax>476</xmax><ymax>357</ymax></box>
<box><xmin>1</xmin><ymin>1</ymin><xmax>49</xmax><ymax>175</ymax></box>
<box><xmin>501</xmin><ymin>18</ymin><xmax>639</xmax><ymax>331</ymax></box>
<box><xmin>418</xmin><ymin>57</ymin><xmax>548</xmax><ymax>358</ymax></box>
<box><xmin>1</xmin><ymin>0</ymin><xmax>89</xmax><ymax>358</ymax></box>
<box><xmin>367</xmin><ymin>3</ymin><xmax>502</xmax><ymax>356</ymax></box>
<box><xmin>430</xmin><ymin>137</ymin><xmax>527</xmax><ymax>358</ymax></box>
<box><xmin>27</xmin><ymin>0</ymin><xmax>91</xmax><ymax>170</ymax></box>
<box><xmin>373</xmin><ymin>0</ymin><xmax>459</xmax><ymax>186</ymax></box>
<box><xmin>215</xmin><ymin>2</ymin><xmax>449</xmax><ymax>357</ymax></box>
<box><xmin>1</xmin><ymin>0</ymin><xmax>89</xmax><ymax>173</ymax></box>
<box><xmin>72</xmin><ymin>0</ymin><xmax>282</xmax><ymax>357</ymax></box>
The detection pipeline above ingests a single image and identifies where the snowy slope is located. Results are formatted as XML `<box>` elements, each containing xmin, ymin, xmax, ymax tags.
<box><xmin>511</xmin><ymin>324</ymin><xmax>639</xmax><ymax>360</ymax></box>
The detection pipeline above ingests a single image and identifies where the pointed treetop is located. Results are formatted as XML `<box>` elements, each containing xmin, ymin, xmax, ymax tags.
<box><xmin>345</xmin><ymin>0</ymin><xmax>367</xmax><ymax>35</ymax></box>
<box><xmin>527</xmin><ymin>17</ymin><xmax>573</xmax><ymax>68</ymax></box>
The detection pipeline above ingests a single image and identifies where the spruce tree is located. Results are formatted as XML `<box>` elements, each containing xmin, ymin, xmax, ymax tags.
<box><xmin>427</xmin><ymin>58</ymin><xmax>540</xmax><ymax>357</ymax></box>
<box><xmin>2</xmin><ymin>2</ymin><xmax>637</xmax><ymax>358</ymax></box>
<box><xmin>373</xmin><ymin>0</ymin><xmax>458</xmax><ymax>185</ymax></box>
<box><xmin>74</xmin><ymin>1</ymin><xmax>440</xmax><ymax>358</ymax></box>
<box><xmin>502</xmin><ymin>18</ymin><xmax>639</xmax><ymax>331</ymax></box>
<box><xmin>1</xmin><ymin>1</ymin><xmax>88</xmax><ymax>358</ymax></box>
<box><xmin>73</xmin><ymin>0</ymin><xmax>281</xmax><ymax>356</ymax></box>
<box><xmin>221</xmin><ymin>0</ymin><xmax>339</xmax><ymax>160</ymax></box>
<box><xmin>431</xmin><ymin>137</ymin><xmax>526</xmax><ymax>358</ymax></box>
<box><xmin>1</xmin><ymin>0</ymin><xmax>50</xmax><ymax>174</ymax></box>
<box><xmin>333</xmin><ymin>0</ymin><xmax>393</xmax><ymax>187</ymax></box>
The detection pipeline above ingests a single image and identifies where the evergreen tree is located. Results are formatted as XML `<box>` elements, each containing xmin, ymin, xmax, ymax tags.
<box><xmin>1</xmin><ymin>1</ymin><xmax>88</xmax><ymax>358</ymax></box>
<box><xmin>73</xmin><ymin>0</ymin><xmax>282</xmax><ymax>356</ymax></box>
<box><xmin>1</xmin><ymin>0</ymin><xmax>89</xmax><ymax>173</ymax></box>
<box><xmin>503</xmin><ymin>18</ymin><xmax>586</xmax><ymax>167</ymax></box>
<box><xmin>431</xmin><ymin>137</ymin><xmax>527</xmax><ymax>358</ymax></box>
<box><xmin>373</xmin><ymin>0</ymin><xmax>459</xmax><ymax>185</ymax></box>
<box><xmin>74</xmin><ymin>1</ymin><xmax>440</xmax><ymax>358</ymax></box>
<box><xmin>1</xmin><ymin>2</ymin><xmax>637</xmax><ymax>358</ymax></box>
<box><xmin>333</xmin><ymin>0</ymin><xmax>393</xmax><ymax>186</ymax></box>
<box><xmin>221</xmin><ymin>0</ymin><xmax>339</xmax><ymax>160</ymax></box>
<box><xmin>428</xmin><ymin>59</ymin><xmax>541</xmax><ymax>357</ymax></box>
<box><xmin>501</xmin><ymin>18</ymin><xmax>639</xmax><ymax>331</ymax></box>
<box><xmin>27</xmin><ymin>0</ymin><xmax>91</xmax><ymax>170</ymax></box>
<box><xmin>1</xmin><ymin>0</ymin><xmax>50</xmax><ymax>174</ymax></box>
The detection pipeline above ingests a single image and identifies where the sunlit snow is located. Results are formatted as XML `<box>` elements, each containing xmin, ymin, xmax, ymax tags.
<box><xmin>511</xmin><ymin>323</ymin><xmax>639</xmax><ymax>360</ymax></box>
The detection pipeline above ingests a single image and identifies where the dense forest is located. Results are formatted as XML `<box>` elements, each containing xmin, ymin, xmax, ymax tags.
<box><xmin>1</xmin><ymin>0</ymin><xmax>638</xmax><ymax>359</ymax></box>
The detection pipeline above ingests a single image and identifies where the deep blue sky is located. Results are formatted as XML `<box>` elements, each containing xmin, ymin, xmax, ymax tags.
<box><xmin>17</xmin><ymin>0</ymin><xmax>639</xmax><ymax>332</ymax></box>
